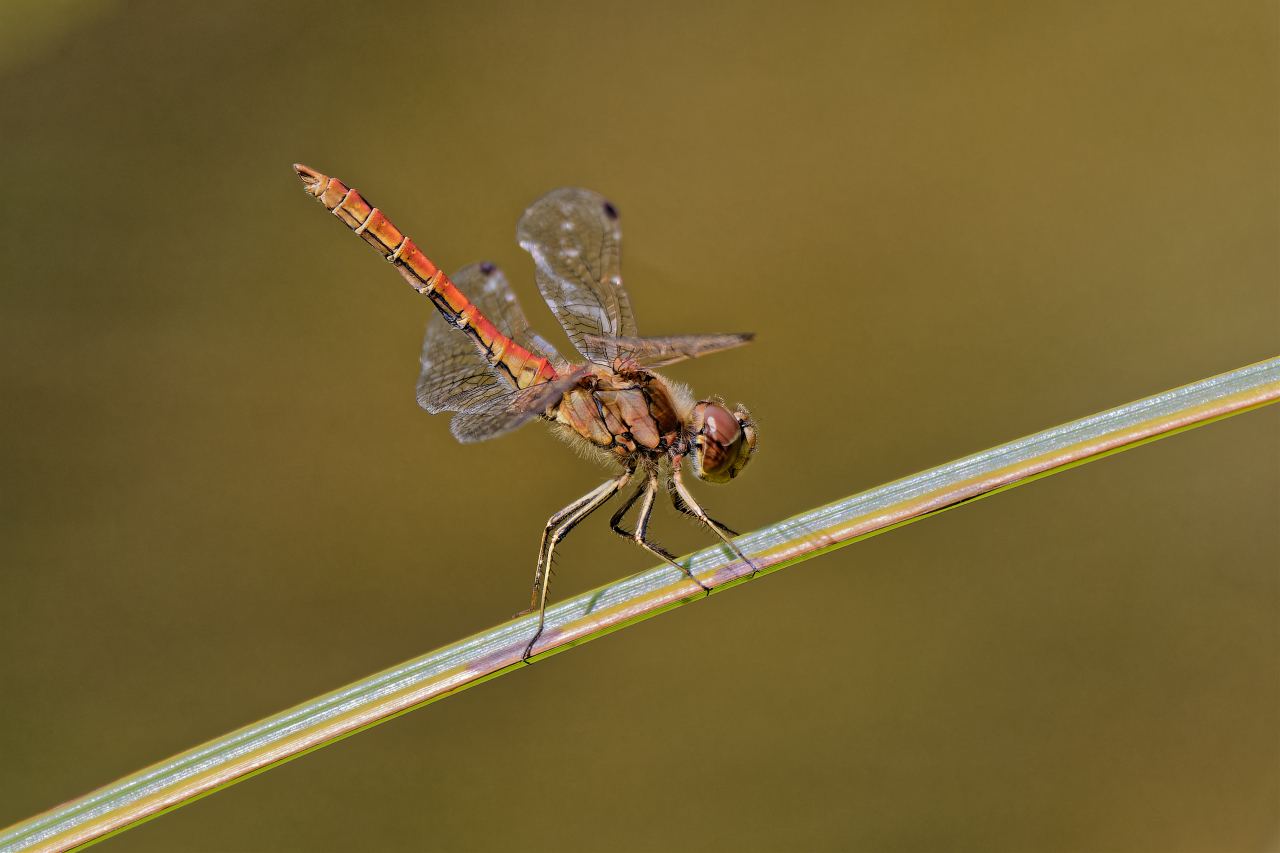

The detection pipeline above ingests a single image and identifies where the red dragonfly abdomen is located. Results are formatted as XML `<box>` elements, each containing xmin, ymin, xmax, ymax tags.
<box><xmin>294</xmin><ymin>165</ymin><xmax>558</xmax><ymax>391</ymax></box>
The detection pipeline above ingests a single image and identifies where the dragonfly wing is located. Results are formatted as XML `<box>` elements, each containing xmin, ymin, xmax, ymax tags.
<box><xmin>416</xmin><ymin>262</ymin><xmax>560</xmax><ymax>414</ymax></box>
<box><xmin>417</xmin><ymin>322</ymin><xmax>500</xmax><ymax>415</ymax></box>
<box><xmin>516</xmin><ymin>188</ymin><xmax>638</xmax><ymax>364</ymax></box>
<box><xmin>416</xmin><ymin>345</ymin><xmax>506</xmax><ymax>414</ymax></box>
<box><xmin>449</xmin><ymin>365</ymin><xmax>590</xmax><ymax>444</ymax></box>
<box><xmin>581</xmin><ymin>333</ymin><xmax>754</xmax><ymax>368</ymax></box>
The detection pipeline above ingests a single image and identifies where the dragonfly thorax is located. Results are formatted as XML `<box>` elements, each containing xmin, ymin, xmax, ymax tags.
<box><xmin>553</xmin><ymin>366</ymin><xmax>687</xmax><ymax>459</ymax></box>
<box><xmin>549</xmin><ymin>366</ymin><xmax>756</xmax><ymax>484</ymax></box>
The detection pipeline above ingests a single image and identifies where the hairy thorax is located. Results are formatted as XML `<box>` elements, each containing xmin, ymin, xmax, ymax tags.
<box><xmin>552</xmin><ymin>365</ymin><xmax>693</xmax><ymax>460</ymax></box>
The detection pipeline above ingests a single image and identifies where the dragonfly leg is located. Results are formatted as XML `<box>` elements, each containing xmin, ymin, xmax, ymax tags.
<box><xmin>607</xmin><ymin>479</ymin><xmax>649</xmax><ymax>540</ymax></box>
<box><xmin>611</xmin><ymin>472</ymin><xmax>711</xmax><ymax>594</ymax></box>
<box><xmin>528</xmin><ymin>488</ymin><xmax>604</xmax><ymax>615</ymax></box>
<box><xmin>670</xmin><ymin>489</ymin><xmax>739</xmax><ymax>536</ymax></box>
<box><xmin>523</xmin><ymin>468</ymin><xmax>634</xmax><ymax>662</ymax></box>
<box><xmin>670</xmin><ymin>456</ymin><xmax>756</xmax><ymax>576</ymax></box>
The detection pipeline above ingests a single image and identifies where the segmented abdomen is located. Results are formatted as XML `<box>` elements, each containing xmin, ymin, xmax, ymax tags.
<box><xmin>294</xmin><ymin>165</ymin><xmax>557</xmax><ymax>391</ymax></box>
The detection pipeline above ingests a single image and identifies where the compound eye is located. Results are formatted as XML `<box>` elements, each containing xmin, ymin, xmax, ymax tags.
<box><xmin>698</xmin><ymin>402</ymin><xmax>744</xmax><ymax>477</ymax></box>
<box><xmin>702</xmin><ymin>403</ymin><xmax>742</xmax><ymax>447</ymax></box>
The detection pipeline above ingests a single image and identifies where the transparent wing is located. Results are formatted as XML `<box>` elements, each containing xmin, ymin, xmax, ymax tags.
<box><xmin>417</xmin><ymin>262</ymin><xmax>561</xmax><ymax>414</ymax></box>
<box><xmin>449</xmin><ymin>366</ymin><xmax>590</xmax><ymax>444</ymax></box>
<box><xmin>516</xmin><ymin>188</ymin><xmax>638</xmax><ymax>363</ymax></box>
<box><xmin>581</xmin><ymin>333</ymin><xmax>754</xmax><ymax>368</ymax></box>
<box><xmin>416</xmin><ymin>342</ymin><xmax>507</xmax><ymax>414</ymax></box>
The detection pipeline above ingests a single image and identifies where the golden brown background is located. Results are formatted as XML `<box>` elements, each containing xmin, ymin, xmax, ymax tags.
<box><xmin>1</xmin><ymin>2</ymin><xmax>1276</xmax><ymax>850</ymax></box>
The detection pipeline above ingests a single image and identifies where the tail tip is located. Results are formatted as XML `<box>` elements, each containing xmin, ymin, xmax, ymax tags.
<box><xmin>293</xmin><ymin>163</ymin><xmax>325</xmax><ymax>195</ymax></box>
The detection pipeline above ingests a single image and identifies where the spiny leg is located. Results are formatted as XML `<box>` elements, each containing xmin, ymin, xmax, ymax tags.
<box><xmin>526</xmin><ymin>487</ymin><xmax>608</xmax><ymax>617</ymax></box>
<box><xmin>536</xmin><ymin>466</ymin><xmax>633</xmax><ymax>590</ymax></box>
<box><xmin>670</xmin><ymin>455</ymin><xmax>756</xmax><ymax>574</ymax></box>
<box><xmin>610</xmin><ymin>472</ymin><xmax>711</xmax><ymax>594</ymax></box>
<box><xmin>607</xmin><ymin>480</ymin><xmax>649</xmax><ymax>540</ymax></box>
<box><xmin>523</xmin><ymin>468</ymin><xmax>634</xmax><ymax>661</ymax></box>
<box><xmin>670</xmin><ymin>489</ymin><xmax>739</xmax><ymax>536</ymax></box>
<box><xmin>529</xmin><ymin>470</ymin><xmax>632</xmax><ymax>617</ymax></box>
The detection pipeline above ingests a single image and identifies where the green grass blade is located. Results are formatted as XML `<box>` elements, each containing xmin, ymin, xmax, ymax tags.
<box><xmin>3</xmin><ymin>356</ymin><xmax>1278</xmax><ymax>853</ymax></box>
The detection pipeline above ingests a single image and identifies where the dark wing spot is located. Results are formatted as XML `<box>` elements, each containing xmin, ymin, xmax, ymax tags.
<box><xmin>602</xmin><ymin>200</ymin><xmax>618</xmax><ymax>220</ymax></box>
<box><xmin>479</xmin><ymin>261</ymin><xmax>496</xmax><ymax>275</ymax></box>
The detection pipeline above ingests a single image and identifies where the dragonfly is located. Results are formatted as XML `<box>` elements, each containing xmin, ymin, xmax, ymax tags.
<box><xmin>294</xmin><ymin>165</ymin><xmax>758</xmax><ymax>659</ymax></box>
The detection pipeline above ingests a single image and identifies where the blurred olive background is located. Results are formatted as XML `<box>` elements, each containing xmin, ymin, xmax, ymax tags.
<box><xmin>1</xmin><ymin>2</ymin><xmax>1276</xmax><ymax>851</ymax></box>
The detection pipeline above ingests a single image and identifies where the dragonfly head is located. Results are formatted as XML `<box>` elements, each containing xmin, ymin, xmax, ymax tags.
<box><xmin>689</xmin><ymin>401</ymin><xmax>756</xmax><ymax>484</ymax></box>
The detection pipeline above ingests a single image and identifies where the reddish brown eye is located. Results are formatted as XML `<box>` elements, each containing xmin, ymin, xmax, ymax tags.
<box><xmin>699</xmin><ymin>402</ymin><xmax>744</xmax><ymax>477</ymax></box>
<box><xmin>702</xmin><ymin>403</ymin><xmax>741</xmax><ymax>447</ymax></box>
